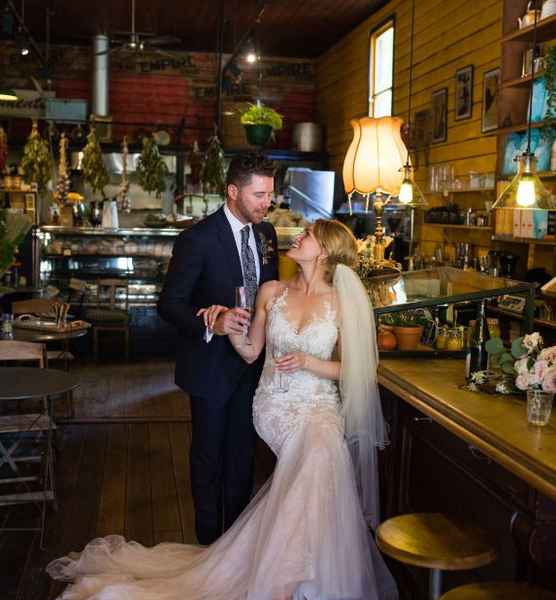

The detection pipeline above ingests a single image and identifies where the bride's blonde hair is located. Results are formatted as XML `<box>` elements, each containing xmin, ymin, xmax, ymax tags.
<box><xmin>312</xmin><ymin>219</ymin><xmax>359</xmax><ymax>283</ymax></box>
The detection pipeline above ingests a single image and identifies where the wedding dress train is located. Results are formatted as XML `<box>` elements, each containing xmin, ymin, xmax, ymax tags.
<box><xmin>47</xmin><ymin>288</ymin><xmax>398</xmax><ymax>600</ymax></box>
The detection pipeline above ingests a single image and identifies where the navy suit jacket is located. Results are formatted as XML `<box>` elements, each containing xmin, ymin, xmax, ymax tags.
<box><xmin>158</xmin><ymin>207</ymin><xmax>279</xmax><ymax>399</ymax></box>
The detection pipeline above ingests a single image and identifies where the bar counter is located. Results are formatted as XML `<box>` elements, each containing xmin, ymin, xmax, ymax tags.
<box><xmin>378</xmin><ymin>358</ymin><xmax>556</xmax><ymax>589</ymax></box>
<box><xmin>378</xmin><ymin>358</ymin><xmax>556</xmax><ymax>503</ymax></box>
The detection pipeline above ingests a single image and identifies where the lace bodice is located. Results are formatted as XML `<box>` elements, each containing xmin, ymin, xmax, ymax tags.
<box><xmin>253</xmin><ymin>287</ymin><xmax>342</xmax><ymax>455</ymax></box>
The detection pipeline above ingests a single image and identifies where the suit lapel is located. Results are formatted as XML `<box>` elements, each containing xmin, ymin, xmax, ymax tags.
<box><xmin>215</xmin><ymin>208</ymin><xmax>244</xmax><ymax>287</ymax></box>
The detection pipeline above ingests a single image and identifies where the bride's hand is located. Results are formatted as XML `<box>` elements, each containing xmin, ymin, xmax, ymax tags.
<box><xmin>274</xmin><ymin>352</ymin><xmax>309</xmax><ymax>373</ymax></box>
<box><xmin>196</xmin><ymin>305</ymin><xmax>228</xmax><ymax>330</ymax></box>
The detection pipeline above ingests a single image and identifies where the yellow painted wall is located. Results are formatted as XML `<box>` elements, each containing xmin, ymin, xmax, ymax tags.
<box><xmin>317</xmin><ymin>0</ymin><xmax>503</xmax><ymax>261</ymax></box>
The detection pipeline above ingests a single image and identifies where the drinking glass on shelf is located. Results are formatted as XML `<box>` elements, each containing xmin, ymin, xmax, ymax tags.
<box><xmin>272</xmin><ymin>345</ymin><xmax>289</xmax><ymax>393</ymax></box>
<box><xmin>235</xmin><ymin>286</ymin><xmax>253</xmax><ymax>345</ymax></box>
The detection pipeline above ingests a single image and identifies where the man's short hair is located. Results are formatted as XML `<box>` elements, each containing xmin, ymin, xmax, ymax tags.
<box><xmin>226</xmin><ymin>152</ymin><xmax>275</xmax><ymax>189</ymax></box>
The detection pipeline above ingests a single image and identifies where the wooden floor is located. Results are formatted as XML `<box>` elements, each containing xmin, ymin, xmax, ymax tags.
<box><xmin>1</xmin><ymin>359</ymin><xmax>274</xmax><ymax>600</ymax></box>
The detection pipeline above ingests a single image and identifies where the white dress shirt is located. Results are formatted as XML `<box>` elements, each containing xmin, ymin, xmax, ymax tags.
<box><xmin>205</xmin><ymin>203</ymin><xmax>261</xmax><ymax>342</ymax></box>
<box><xmin>223</xmin><ymin>202</ymin><xmax>261</xmax><ymax>284</ymax></box>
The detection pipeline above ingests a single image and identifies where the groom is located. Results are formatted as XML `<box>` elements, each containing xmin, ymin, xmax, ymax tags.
<box><xmin>158</xmin><ymin>153</ymin><xmax>278</xmax><ymax>544</ymax></box>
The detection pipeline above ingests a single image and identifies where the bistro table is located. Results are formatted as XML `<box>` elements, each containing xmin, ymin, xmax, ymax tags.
<box><xmin>11</xmin><ymin>324</ymin><xmax>89</xmax><ymax>370</ymax></box>
<box><xmin>0</xmin><ymin>367</ymin><xmax>81</xmax><ymax>400</ymax></box>
<box><xmin>0</xmin><ymin>367</ymin><xmax>80</xmax><ymax>545</ymax></box>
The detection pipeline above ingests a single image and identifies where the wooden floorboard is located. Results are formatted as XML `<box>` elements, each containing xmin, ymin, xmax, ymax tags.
<box><xmin>125</xmin><ymin>423</ymin><xmax>154</xmax><ymax>547</ymax></box>
<box><xmin>1</xmin><ymin>359</ymin><xmax>274</xmax><ymax>600</ymax></box>
<box><xmin>96</xmin><ymin>424</ymin><xmax>128</xmax><ymax>538</ymax></box>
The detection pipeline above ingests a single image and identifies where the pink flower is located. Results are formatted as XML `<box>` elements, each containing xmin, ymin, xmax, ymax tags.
<box><xmin>531</xmin><ymin>360</ymin><xmax>549</xmax><ymax>386</ymax></box>
<box><xmin>539</xmin><ymin>346</ymin><xmax>556</xmax><ymax>365</ymax></box>
<box><xmin>515</xmin><ymin>373</ymin><xmax>530</xmax><ymax>390</ymax></box>
<box><xmin>542</xmin><ymin>367</ymin><xmax>556</xmax><ymax>393</ymax></box>
<box><xmin>523</xmin><ymin>332</ymin><xmax>543</xmax><ymax>353</ymax></box>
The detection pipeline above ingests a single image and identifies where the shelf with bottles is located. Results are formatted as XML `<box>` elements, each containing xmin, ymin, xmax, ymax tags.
<box><xmin>502</xmin><ymin>12</ymin><xmax>556</xmax><ymax>44</ymax></box>
<box><xmin>427</xmin><ymin>164</ymin><xmax>496</xmax><ymax>194</ymax></box>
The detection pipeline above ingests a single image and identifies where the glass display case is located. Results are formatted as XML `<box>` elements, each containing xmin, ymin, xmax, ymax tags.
<box><xmin>368</xmin><ymin>267</ymin><xmax>537</xmax><ymax>356</ymax></box>
<box><xmin>38</xmin><ymin>226</ymin><xmax>180</xmax><ymax>307</ymax></box>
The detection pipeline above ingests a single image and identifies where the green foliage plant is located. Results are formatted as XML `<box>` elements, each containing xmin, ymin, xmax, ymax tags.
<box><xmin>240</xmin><ymin>103</ymin><xmax>284</xmax><ymax>131</ymax></box>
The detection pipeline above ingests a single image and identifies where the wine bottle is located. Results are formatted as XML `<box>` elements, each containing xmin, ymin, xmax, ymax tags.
<box><xmin>465</xmin><ymin>300</ymin><xmax>490</xmax><ymax>379</ymax></box>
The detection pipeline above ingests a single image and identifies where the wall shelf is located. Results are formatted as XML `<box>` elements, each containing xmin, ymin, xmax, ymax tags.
<box><xmin>496</xmin><ymin>120</ymin><xmax>546</xmax><ymax>136</ymax></box>
<box><xmin>424</xmin><ymin>224</ymin><xmax>492</xmax><ymax>231</ymax></box>
<box><xmin>502</xmin><ymin>13</ymin><xmax>556</xmax><ymax>44</ymax></box>
<box><xmin>492</xmin><ymin>235</ymin><xmax>556</xmax><ymax>245</ymax></box>
<box><xmin>501</xmin><ymin>71</ymin><xmax>545</xmax><ymax>90</ymax></box>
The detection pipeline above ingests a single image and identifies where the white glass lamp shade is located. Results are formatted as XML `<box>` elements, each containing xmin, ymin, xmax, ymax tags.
<box><xmin>342</xmin><ymin>116</ymin><xmax>407</xmax><ymax>197</ymax></box>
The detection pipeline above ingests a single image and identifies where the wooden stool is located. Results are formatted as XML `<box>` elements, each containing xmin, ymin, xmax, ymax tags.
<box><xmin>376</xmin><ymin>513</ymin><xmax>496</xmax><ymax>600</ymax></box>
<box><xmin>440</xmin><ymin>582</ymin><xmax>556</xmax><ymax>599</ymax></box>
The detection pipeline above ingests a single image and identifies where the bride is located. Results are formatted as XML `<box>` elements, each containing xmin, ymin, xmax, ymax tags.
<box><xmin>47</xmin><ymin>219</ymin><xmax>398</xmax><ymax>600</ymax></box>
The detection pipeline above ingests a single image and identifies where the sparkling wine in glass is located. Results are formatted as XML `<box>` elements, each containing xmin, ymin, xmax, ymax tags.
<box><xmin>272</xmin><ymin>345</ymin><xmax>289</xmax><ymax>393</ymax></box>
<box><xmin>235</xmin><ymin>286</ymin><xmax>253</xmax><ymax>345</ymax></box>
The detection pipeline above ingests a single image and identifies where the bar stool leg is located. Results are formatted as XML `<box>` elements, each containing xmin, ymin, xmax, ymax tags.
<box><xmin>429</xmin><ymin>569</ymin><xmax>443</xmax><ymax>600</ymax></box>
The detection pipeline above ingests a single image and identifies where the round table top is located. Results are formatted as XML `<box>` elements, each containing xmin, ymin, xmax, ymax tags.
<box><xmin>12</xmin><ymin>327</ymin><xmax>89</xmax><ymax>343</ymax></box>
<box><xmin>0</xmin><ymin>367</ymin><xmax>81</xmax><ymax>400</ymax></box>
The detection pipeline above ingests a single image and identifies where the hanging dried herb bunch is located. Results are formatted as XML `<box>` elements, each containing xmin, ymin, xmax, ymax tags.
<box><xmin>119</xmin><ymin>136</ymin><xmax>131</xmax><ymax>212</ymax></box>
<box><xmin>54</xmin><ymin>132</ymin><xmax>70</xmax><ymax>204</ymax></box>
<box><xmin>136</xmin><ymin>135</ymin><xmax>169</xmax><ymax>197</ymax></box>
<box><xmin>82</xmin><ymin>124</ymin><xmax>109</xmax><ymax>196</ymax></box>
<box><xmin>201</xmin><ymin>135</ymin><xmax>226</xmax><ymax>194</ymax></box>
<box><xmin>20</xmin><ymin>120</ymin><xmax>53</xmax><ymax>193</ymax></box>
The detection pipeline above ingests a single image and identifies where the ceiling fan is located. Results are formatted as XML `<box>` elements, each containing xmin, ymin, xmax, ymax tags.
<box><xmin>95</xmin><ymin>0</ymin><xmax>181</xmax><ymax>57</ymax></box>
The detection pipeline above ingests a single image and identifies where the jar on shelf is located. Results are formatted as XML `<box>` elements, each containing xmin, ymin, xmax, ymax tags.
<box><xmin>436</xmin><ymin>325</ymin><xmax>449</xmax><ymax>349</ymax></box>
<box><xmin>446</xmin><ymin>327</ymin><xmax>463</xmax><ymax>351</ymax></box>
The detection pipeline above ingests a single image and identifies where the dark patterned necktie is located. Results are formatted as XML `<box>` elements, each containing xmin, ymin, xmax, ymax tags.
<box><xmin>240</xmin><ymin>225</ymin><xmax>258</xmax><ymax>308</ymax></box>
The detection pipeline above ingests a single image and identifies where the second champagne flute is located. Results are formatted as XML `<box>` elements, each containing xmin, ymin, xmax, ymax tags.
<box><xmin>235</xmin><ymin>286</ymin><xmax>253</xmax><ymax>345</ymax></box>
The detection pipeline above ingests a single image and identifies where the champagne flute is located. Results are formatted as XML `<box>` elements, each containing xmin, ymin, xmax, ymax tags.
<box><xmin>235</xmin><ymin>286</ymin><xmax>253</xmax><ymax>345</ymax></box>
<box><xmin>272</xmin><ymin>345</ymin><xmax>289</xmax><ymax>393</ymax></box>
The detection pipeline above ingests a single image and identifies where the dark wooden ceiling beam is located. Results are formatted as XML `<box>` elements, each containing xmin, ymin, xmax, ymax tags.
<box><xmin>19</xmin><ymin>0</ymin><xmax>388</xmax><ymax>58</ymax></box>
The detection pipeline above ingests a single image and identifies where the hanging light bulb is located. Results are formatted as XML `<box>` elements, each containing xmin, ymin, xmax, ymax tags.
<box><xmin>493</xmin><ymin>153</ymin><xmax>553</xmax><ymax>210</ymax></box>
<box><xmin>245</xmin><ymin>51</ymin><xmax>258</xmax><ymax>64</ymax></box>
<box><xmin>493</xmin><ymin>7</ymin><xmax>554</xmax><ymax>212</ymax></box>
<box><xmin>393</xmin><ymin>162</ymin><xmax>428</xmax><ymax>208</ymax></box>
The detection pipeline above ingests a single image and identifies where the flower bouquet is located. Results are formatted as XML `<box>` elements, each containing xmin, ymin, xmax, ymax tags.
<box><xmin>479</xmin><ymin>332</ymin><xmax>554</xmax><ymax>425</ymax></box>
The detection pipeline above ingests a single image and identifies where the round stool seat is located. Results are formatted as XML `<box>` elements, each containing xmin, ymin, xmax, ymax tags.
<box><xmin>376</xmin><ymin>513</ymin><xmax>496</xmax><ymax>571</ymax></box>
<box><xmin>440</xmin><ymin>582</ymin><xmax>556</xmax><ymax>599</ymax></box>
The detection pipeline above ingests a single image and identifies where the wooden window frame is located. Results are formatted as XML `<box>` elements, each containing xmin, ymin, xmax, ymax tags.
<box><xmin>368</xmin><ymin>16</ymin><xmax>396</xmax><ymax>118</ymax></box>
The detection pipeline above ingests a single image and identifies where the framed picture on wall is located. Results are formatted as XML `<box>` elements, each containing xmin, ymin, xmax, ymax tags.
<box><xmin>413</xmin><ymin>108</ymin><xmax>432</xmax><ymax>147</ymax></box>
<box><xmin>431</xmin><ymin>88</ymin><xmax>448</xmax><ymax>143</ymax></box>
<box><xmin>455</xmin><ymin>65</ymin><xmax>473</xmax><ymax>121</ymax></box>
<box><xmin>481</xmin><ymin>68</ymin><xmax>500</xmax><ymax>133</ymax></box>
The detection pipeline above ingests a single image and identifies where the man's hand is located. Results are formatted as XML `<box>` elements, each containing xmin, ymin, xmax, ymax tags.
<box><xmin>197</xmin><ymin>305</ymin><xmax>250</xmax><ymax>336</ymax></box>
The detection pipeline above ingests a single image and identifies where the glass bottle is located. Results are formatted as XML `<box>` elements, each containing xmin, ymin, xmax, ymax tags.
<box><xmin>465</xmin><ymin>300</ymin><xmax>490</xmax><ymax>379</ymax></box>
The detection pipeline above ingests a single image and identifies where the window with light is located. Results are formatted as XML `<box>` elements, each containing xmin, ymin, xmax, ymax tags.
<box><xmin>369</xmin><ymin>20</ymin><xmax>394</xmax><ymax>118</ymax></box>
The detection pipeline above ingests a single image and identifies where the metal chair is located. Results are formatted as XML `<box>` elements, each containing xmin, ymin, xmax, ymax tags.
<box><xmin>84</xmin><ymin>278</ymin><xmax>130</xmax><ymax>362</ymax></box>
<box><xmin>0</xmin><ymin>340</ymin><xmax>56</xmax><ymax>548</ymax></box>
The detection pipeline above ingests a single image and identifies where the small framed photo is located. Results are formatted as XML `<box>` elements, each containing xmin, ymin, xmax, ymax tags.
<box><xmin>455</xmin><ymin>65</ymin><xmax>473</xmax><ymax>121</ymax></box>
<box><xmin>412</xmin><ymin>108</ymin><xmax>432</xmax><ymax>147</ymax></box>
<box><xmin>482</xmin><ymin>68</ymin><xmax>500</xmax><ymax>133</ymax></box>
<box><xmin>431</xmin><ymin>88</ymin><xmax>448</xmax><ymax>143</ymax></box>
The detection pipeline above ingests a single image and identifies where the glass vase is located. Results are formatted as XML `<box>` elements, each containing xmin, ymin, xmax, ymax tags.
<box><xmin>526</xmin><ymin>388</ymin><xmax>554</xmax><ymax>427</ymax></box>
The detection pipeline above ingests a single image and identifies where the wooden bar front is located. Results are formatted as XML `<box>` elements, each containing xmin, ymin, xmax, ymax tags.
<box><xmin>378</xmin><ymin>359</ymin><xmax>556</xmax><ymax>594</ymax></box>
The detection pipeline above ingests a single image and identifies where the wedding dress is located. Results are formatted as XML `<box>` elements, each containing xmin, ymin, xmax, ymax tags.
<box><xmin>47</xmin><ymin>287</ymin><xmax>398</xmax><ymax>600</ymax></box>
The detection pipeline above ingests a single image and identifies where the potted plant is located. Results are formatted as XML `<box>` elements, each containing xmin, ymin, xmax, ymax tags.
<box><xmin>381</xmin><ymin>310</ymin><xmax>428</xmax><ymax>351</ymax></box>
<box><xmin>240</xmin><ymin>102</ymin><xmax>283</xmax><ymax>147</ymax></box>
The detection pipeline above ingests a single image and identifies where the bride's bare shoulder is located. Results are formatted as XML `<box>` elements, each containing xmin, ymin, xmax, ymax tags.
<box><xmin>258</xmin><ymin>280</ymin><xmax>287</xmax><ymax>307</ymax></box>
